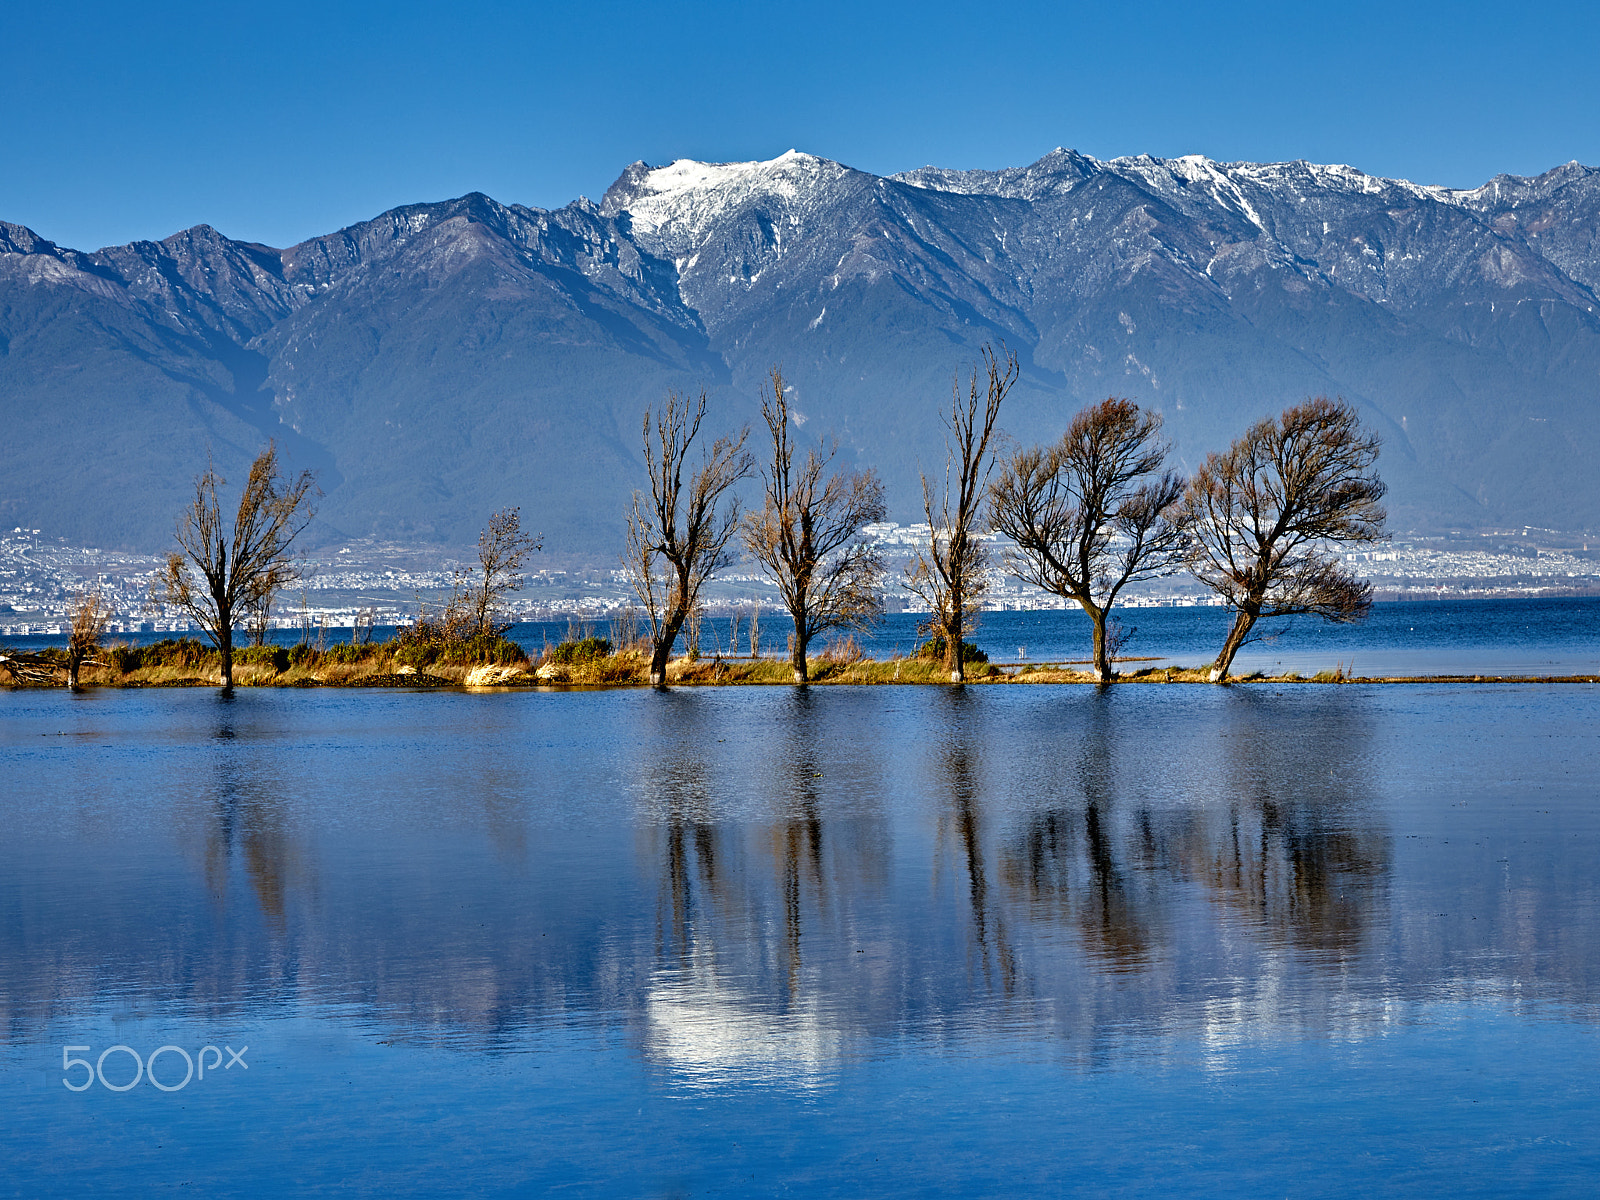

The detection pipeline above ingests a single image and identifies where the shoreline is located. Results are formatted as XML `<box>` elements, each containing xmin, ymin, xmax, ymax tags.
<box><xmin>6</xmin><ymin>662</ymin><xmax>1599</xmax><ymax>691</ymax></box>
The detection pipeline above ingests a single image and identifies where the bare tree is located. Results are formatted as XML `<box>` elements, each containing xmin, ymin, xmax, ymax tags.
<box><xmin>1184</xmin><ymin>397</ymin><xmax>1386</xmax><ymax>682</ymax></box>
<box><xmin>243</xmin><ymin>562</ymin><xmax>294</xmax><ymax>646</ymax></box>
<box><xmin>162</xmin><ymin>443</ymin><xmax>318</xmax><ymax>691</ymax></box>
<box><xmin>66</xmin><ymin>590</ymin><xmax>112</xmax><ymax>690</ymax></box>
<box><xmin>624</xmin><ymin>389</ymin><xmax>752</xmax><ymax>688</ymax></box>
<box><xmin>744</xmin><ymin>368</ymin><xmax>888</xmax><ymax>683</ymax></box>
<box><xmin>906</xmin><ymin>345</ymin><xmax>1018</xmax><ymax>682</ymax></box>
<box><xmin>464</xmin><ymin>507</ymin><xmax>542</xmax><ymax>636</ymax></box>
<box><xmin>990</xmin><ymin>398</ymin><xmax>1187</xmax><ymax>682</ymax></box>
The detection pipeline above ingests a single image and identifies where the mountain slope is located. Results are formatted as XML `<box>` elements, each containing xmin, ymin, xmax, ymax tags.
<box><xmin>3</xmin><ymin>150</ymin><xmax>1599</xmax><ymax>551</ymax></box>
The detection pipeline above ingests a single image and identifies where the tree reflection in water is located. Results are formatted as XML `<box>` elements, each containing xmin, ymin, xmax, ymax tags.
<box><xmin>772</xmin><ymin>687</ymin><xmax>827</xmax><ymax>1005</ymax></box>
<box><xmin>18</xmin><ymin>684</ymin><xmax>1578</xmax><ymax>1071</ymax></box>
<box><xmin>203</xmin><ymin>698</ymin><xmax>300</xmax><ymax>934</ymax></box>
<box><xmin>637</xmin><ymin>690</ymin><xmax>858</xmax><ymax>1086</ymax></box>
<box><xmin>934</xmin><ymin>687</ymin><xmax>1016</xmax><ymax>996</ymax></box>
<box><xmin>1200</xmin><ymin>688</ymin><xmax>1388</xmax><ymax>964</ymax></box>
<box><xmin>629</xmin><ymin>684</ymin><xmax>1396</xmax><ymax>1075</ymax></box>
<box><xmin>1003</xmin><ymin>687</ymin><xmax>1387</xmax><ymax>981</ymax></box>
<box><xmin>1003</xmin><ymin>689</ymin><xmax>1161</xmax><ymax>975</ymax></box>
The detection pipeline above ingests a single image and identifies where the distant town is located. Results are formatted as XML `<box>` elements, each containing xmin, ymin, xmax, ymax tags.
<box><xmin>3</xmin><ymin>522</ymin><xmax>1598</xmax><ymax>637</ymax></box>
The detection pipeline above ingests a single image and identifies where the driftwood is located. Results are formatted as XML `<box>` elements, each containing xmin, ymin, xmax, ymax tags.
<box><xmin>0</xmin><ymin>651</ymin><xmax>69</xmax><ymax>685</ymax></box>
<box><xmin>0</xmin><ymin>651</ymin><xmax>106</xmax><ymax>686</ymax></box>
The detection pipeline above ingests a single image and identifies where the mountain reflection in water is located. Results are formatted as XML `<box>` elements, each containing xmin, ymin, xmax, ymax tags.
<box><xmin>612</xmin><ymin>685</ymin><xmax>1401</xmax><ymax>1084</ymax></box>
<box><xmin>1</xmin><ymin>683</ymin><xmax>1595</xmax><ymax>1072</ymax></box>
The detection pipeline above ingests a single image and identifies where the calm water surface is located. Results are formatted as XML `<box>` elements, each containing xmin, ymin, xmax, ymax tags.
<box><xmin>3</xmin><ymin>683</ymin><xmax>1600</xmax><ymax>1196</ymax></box>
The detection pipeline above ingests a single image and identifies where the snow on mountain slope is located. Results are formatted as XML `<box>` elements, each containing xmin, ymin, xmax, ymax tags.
<box><xmin>602</xmin><ymin>150</ymin><xmax>864</xmax><ymax>262</ymax></box>
<box><xmin>6</xmin><ymin>147</ymin><xmax>1600</xmax><ymax>549</ymax></box>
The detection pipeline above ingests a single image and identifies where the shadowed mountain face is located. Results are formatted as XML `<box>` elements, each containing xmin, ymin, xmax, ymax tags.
<box><xmin>4</xmin><ymin>150</ymin><xmax>1599</xmax><ymax>550</ymax></box>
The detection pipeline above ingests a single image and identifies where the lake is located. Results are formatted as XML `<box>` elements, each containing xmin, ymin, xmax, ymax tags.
<box><xmin>3</xmin><ymin>678</ymin><xmax>1600</xmax><ymax>1195</ymax></box>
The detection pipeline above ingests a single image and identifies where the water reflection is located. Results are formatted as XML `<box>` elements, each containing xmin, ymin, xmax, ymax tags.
<box><xmin>2</xmin><ymin>686</ymin><xmax>1596</xmax><ymax>1074</ymax></box>
<box><xmin>1207</xmin><ymin>690</ymin><xmax>1389</xmax><ymax>963</ymax></box>
<box><xmin>204</xmin><ymin>707</ymin><xmax>301</xmax><ymax>932</ymax></box>
<box><xmin>933</xmin><ymin>689</ymin><xmax>1016</xmax><ymax>996</ymax></box>
<box><xmin>772</xmin><ymin>689</ymin><xmax>827</xmax><ymax>1004</ymax></box>
<box><xmin>640</xmin><ymin>690</ymin><xmax>854</xmax><ymax>1085</ymax></box>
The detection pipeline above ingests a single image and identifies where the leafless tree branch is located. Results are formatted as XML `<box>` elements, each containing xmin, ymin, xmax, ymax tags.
<box><xmin>744</xmin><ymin>367</ymin><xmax>887</xmax><ymax>682</ymax></box>
<box><xmin>1183</xmin><ymin>396</ymin><xmax>1387</xmax><ymax>680</ymax></box>
<box><xmin>906</xmin><ymin>344</ymin><xmax>1018</xmax><ymax>682</ymax></box>
<box><xmin>990</xmin><ymin>398</ymin><xmax>1187</xmax><ymax>681</ymax></box>
<box><xmin>160</xmin><ymin>442</ymin><xmax>318</xmax><ymax>690</ymax></box>
<box><xmin>66</xmin><ymin>590</ymin><xmax>113</xmax><ymax>690</ymax></box>
<box><xmin>468</xmin><ymin>507</ymin><xmax>542</xmax><ymax>636</ymax></box>
<box><xmin>622</xmin><ymin>389</ymin><xmax>752</xmax><ymax>687</ymax></box>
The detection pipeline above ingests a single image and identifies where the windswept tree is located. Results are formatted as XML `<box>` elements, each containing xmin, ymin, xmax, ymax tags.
<box><xmin>1184</xmin><ymin>397</ymin><xmax>1386</xmax><ymax>682</ymax></box>
<box><xmin>465</xmin><ymin>507</ymin><xmax>542</xmax><ymax>636</ymax></box>
<box><xmin>162</xmin><ymin>443</ymin><xmax>318</xmax><ymax>691</ymax></box>
<box><xmin>990</xmin><ymin>399</ymin><xmax>1187</xmax><ymax>682</ymax></box>
<box><xmin>744</xmin><ymin>368</ymin><xmax>887</xmax><ymax>683</ymax></box>
<box><xmin>66</xmin><ymin>590</ymin><xmax>112</xmax><ymax>690</ymax></box>
<box><xmin>625</xmin><ymin>389</ymin><xmax>752</xmax><ymax>688</ymax></box>
<box><xmin>907</xmin><ymin>345</ymin><xmax>1018</xmax><ymax>683</ymax></box>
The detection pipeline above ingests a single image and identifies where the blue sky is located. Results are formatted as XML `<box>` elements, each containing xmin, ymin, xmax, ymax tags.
<box><xmin>5</xmin><ymin>0</ymin><xmax>1598</xmax><ymax>250</ymax></box>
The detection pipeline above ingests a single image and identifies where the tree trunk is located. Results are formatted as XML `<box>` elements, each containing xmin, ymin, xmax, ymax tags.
<box><xmin>946</xmin><ymin>589</ymin><xmax>965</xmax><ymax>684</ymax></box>
<box><xmin>791</xmin><ymin>630</ymin><xmax>809</xmax><ymax>685</ymax></box>
<box><xmin>1087</xmin><ymin>602</ymin><xmax>1111</xmax><ymax>683</ymax></box>
<box><xmin>66</xmin><ymin>657</ymin><xmax>80</xmax><ymax>691</ymax></box>
<box><xmin>1210</xmin><ymin>608</ymin><xmax>1259</xmax><ymax>682</ymax></box>
<box><xmin>219</xmin><ymin>622</ymin><xmax>235</xmax><ymax>691</ymax></box>
<box><xmin>649</xmin><ymin>632</ymin><xmax>673</xmax><ymax>689</ymax></box>
<box><xmin>651</xmin><ymin>607</ymin><xmax>688</xmax><ymax>689</ymax></box>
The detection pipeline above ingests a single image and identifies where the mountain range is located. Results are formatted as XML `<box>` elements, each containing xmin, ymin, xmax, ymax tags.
<box><xmin>4</xmin><ymin>148</ymin><xmax>1599</xmax><ymax>552</ymax></box>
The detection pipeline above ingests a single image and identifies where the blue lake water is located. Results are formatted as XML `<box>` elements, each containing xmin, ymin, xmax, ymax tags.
<box><xmin>3</xmin><ymin>681</ymin><xmax>1600</xmax><ymax>1195</ymax></box>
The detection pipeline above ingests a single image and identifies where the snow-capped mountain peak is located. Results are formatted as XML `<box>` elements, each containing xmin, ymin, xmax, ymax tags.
<box><xmin>602</xmin><ymin>150</ymin><xmax>857</xmax><ymax>251</ymax></box>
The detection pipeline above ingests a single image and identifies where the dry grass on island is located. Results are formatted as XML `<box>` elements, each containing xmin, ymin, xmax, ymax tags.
<box><xmin>15</xmin><ymin>629</ymin><xmax>1594</xmax><ymax>690</ymax></box>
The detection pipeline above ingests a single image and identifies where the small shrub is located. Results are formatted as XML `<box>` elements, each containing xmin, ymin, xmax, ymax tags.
<box><xmin>817</xmin><ymin>634</ymin><xmax>864</xmax><ymax>665</ymax></box>
<box><xmin>105</xmin><ymin>643</ymin><xmax>142</xmax><ymax>674</ymax></box>
<box><xmin>591</xmin><ymin>652</ymin><xmax>645</xmax><ymax>684</ymax></box>
<box><xmin>435</xmin><ymin>633</ymin><xmax>527</xmax><ymax>666</ymax></box>
<box><xmin>321</xmin><ymin>643</ymin><xmax>385</xmax><ymax>665</ymax></box>
<box><xmin>287</xmin><ymin>643</ymin><xmax>319</xmax><ymax>667</ymax></box>
<box><xmin>236</xmin><ymin>645</ymin><xmax>290</xmax><ymax>673</ymax></box>
<box><xmin>393</xmin><ymin>642</ymin><xmax>439</xmax><ymax>670</ymax></box>
<box><xmin>125</xmin><ymin>638</ymin><xmax>216</xmax><ymax>670</ymax></box>
<box><xmin>917</xmin><ymin>637</ymin><xmax>989</xmax><ymax>665</ymax></box>
<box><xmin>386</xmin><ymin>632</ymin><xmax>525</xmax><ymax>669</ymax></box>
<box><xmin>548</xmin><ymin>636</ymin><xmax>613</xmax><ymax>665</ymax></box>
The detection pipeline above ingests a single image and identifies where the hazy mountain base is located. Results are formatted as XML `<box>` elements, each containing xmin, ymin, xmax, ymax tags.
<box><xmin>4</xmin><ymin>152</ymin><xmax>1600</xmax><ymax>552</ymax></box>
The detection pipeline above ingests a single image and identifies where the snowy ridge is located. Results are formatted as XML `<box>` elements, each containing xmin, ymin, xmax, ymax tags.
<box><xmin>611</xmin><ymin>150</ymin><xmax>858</xmax><ymax>255</ymax></box>
<box><xmin>892</xmin><ymin>148</ymin><xmax>1554</xmax><ymax>214</ymax></box>
<box><xmin>5</xmin><ymin>145</ymin><xmax>1600</xmax><ymax>549</ymax></box>
<box><xmin>890</xmin><ymin>148</ymin><xmax>1102</xmax><ymax>199</ymax></box>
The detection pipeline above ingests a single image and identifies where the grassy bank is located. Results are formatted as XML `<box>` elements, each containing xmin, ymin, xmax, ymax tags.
<box><xmin>5</xmin><ymin>636</ymin><xmax>1598</xmax><ymax>689</ymax></box>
